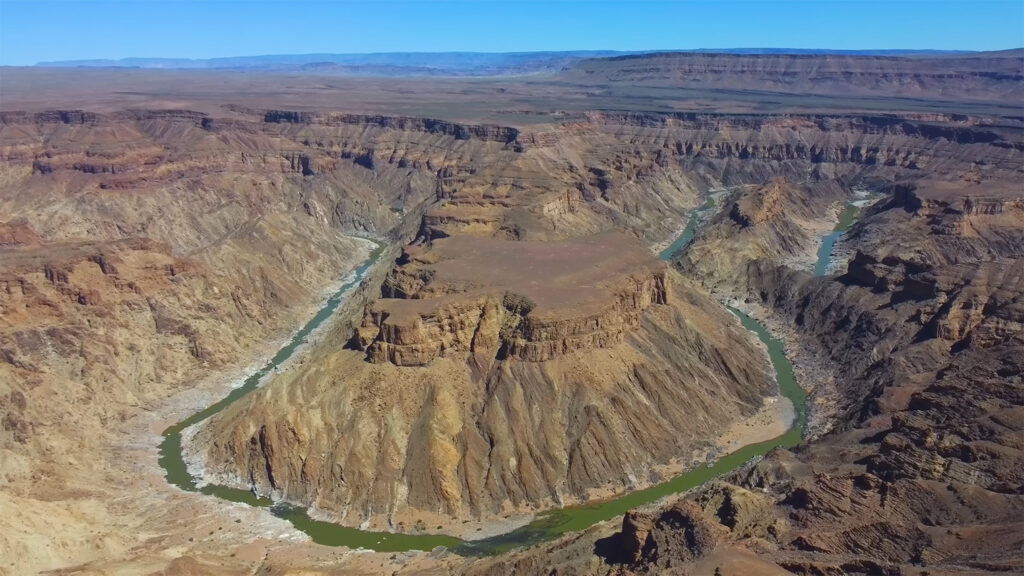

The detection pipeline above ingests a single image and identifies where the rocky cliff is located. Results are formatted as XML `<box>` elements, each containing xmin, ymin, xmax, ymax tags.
<box><xmin>356</xmin><ymin>234</ymin><xmax>669</xmax><ymax>366</ymax></box>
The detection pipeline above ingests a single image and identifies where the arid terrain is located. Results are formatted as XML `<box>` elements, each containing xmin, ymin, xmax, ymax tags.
<box><xmin>0</xmin><ymin>50</ymin><xmax>1021</xmax><ymax>575</ymax></box>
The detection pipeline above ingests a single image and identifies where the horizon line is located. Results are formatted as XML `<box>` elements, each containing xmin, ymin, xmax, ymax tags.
<box><xmin>25</xmin><ymin>46</ymin><xmax>1023</xmax><ymax>68</ymax></box>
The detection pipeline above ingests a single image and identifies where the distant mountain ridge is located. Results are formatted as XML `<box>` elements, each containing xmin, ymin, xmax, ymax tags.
<box><xmin>35</xmin><ymin>48</ymin><xmax>987</xmax><ymax>77</ymax></box>
<box><xmin>560</xmin><ymin>49</ymin><xmax>1024</xmax><ymax>102</ymax></box>
<box><xmin>35</xmin><ymin>51</ymin><xmax>631</xmax><ymax>76</ymax></box>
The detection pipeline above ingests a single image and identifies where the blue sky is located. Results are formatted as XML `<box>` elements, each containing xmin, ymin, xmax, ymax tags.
<box><xmin>1</xmin><ymin>1</ymin><xmax>1022</xmax><ymax>65</ymax></box>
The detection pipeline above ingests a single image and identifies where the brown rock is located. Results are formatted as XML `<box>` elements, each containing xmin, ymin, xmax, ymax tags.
<box><xmin>619</xmin><ymin>500</ymin><xmax>725</xmax><ymax>569</ymax></box>
<box><xmin>355</xmin><ymin>233</ymin><xmax>669</xmax><ymax>366</ymax></box>
<box><xmin>621</xmin><ymin>511</ymin><xmax>656</xmax><ymax>564</ymax></box>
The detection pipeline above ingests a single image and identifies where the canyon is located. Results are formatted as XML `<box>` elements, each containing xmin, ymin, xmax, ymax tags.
<box><xmin>191</xmin><ymin>231</ymin><xmax>774</xmax><ymax>530</ymax></box>
<box><xmin>0</xmin><ymin>50</ymin><xmax>1021</xmax><ymax>575</ymax></box>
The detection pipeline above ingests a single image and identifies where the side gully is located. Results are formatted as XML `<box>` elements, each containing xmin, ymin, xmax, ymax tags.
<box><xmin>158</xmin><ymin>197</ymin><xmax>819</xmax><ymax>556</ymax></box>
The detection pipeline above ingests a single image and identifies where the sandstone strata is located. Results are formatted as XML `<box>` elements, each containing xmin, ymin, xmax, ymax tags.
<box><xmin>356</xmin><ymin>233</ymin><xmax>668</xmax><ymax>367</ymax></box>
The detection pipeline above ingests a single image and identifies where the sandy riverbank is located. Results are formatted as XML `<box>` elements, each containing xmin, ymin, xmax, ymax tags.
<box><xmin>725</xmin><ymin>298</ymin><xmax>839</xmax><ymax>440</ymax></box>
<box><xmin>715</xmin><ymin>395</ymin><xmax>795</xmax><ymax>453</ymax></box>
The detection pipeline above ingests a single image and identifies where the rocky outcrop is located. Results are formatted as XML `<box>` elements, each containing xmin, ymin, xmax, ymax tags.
<box><xmin>619</xmin><ymin>500</ymin><xmax>724</xmax><ymax>568</ymax></box>
<box><xmin>696</xmin><ymin>482</ymin><xmax>785</xmax><ymax>541</ymax></box>
<box><xmin>354</xmin><ymin>234</ymin><xmax>669</xmax><ymax>366</ymax></box>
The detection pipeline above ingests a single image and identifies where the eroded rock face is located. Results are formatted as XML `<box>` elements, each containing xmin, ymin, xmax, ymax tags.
<box><xmin>184</xmin><ymin>99</ymin><xmax>1022</xmax><ymax>544</ymax></box>
<box><xmin>466</xmin><ymin>110</ymin><xmax>1023</xmax><ymax>575</ymax></box>
<box><xmin>355</xmin><ymin>233</ymin><xmax>669</xmax><ymax>366</ymax></box>
<box><xmin>644</xmin><ymin>501</ymin><xmax>724</xmax><ymax>565</ymax></box>
<box><xmin>620</xmin><ymin>500</ymin><xmax>724</xmax><ymax>569</ymax></box>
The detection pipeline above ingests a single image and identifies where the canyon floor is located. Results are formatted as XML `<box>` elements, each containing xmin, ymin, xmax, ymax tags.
<box><xmin>1</xmin><ymin>50</ymin><xmax>1022</xmax><ymax>575</ymax></box>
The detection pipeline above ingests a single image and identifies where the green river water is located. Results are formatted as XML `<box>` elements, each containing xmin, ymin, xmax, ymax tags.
<box><xmin>657</xmin><ymin>196</ymin><xmax>716</xmax><ymax>260</ymax></box>
<box><xmin>814</xmin><ymin>201</ymin><xmax>864</xmax><ymax>276</ymax></box>
<box><xmin>158</xmin><ymin>203</ymin><xmax>815</xmax><ymax>555</ymax></box>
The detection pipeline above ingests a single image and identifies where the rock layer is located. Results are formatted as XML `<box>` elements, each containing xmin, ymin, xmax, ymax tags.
<box><xmin>356</xmin><ymin>233</ymin><xmax>669</xmax><ymax>366</ymax></box>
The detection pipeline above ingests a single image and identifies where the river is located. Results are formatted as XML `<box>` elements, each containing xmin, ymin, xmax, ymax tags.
<box><xmin>814</xmin><ymin>203</ymin><xmax>859</xmax><ymax>276</ymax></box>
<box><xmin>158</xmin><ymin>206</ymin><xmax>811</xmax><ymax>555</ymax></box>
<box><xmin>814</xmin><ymin>193</ymin><xmax>883</xmax><ymax>276</ymax></box>
<box><xmin>657</xmin><ymin>187</ymin><xmax>738</xmax><ymax>260</ymax></box>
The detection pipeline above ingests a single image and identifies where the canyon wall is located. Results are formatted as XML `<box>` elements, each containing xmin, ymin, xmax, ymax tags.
<box><xmin>186</xmin><ymin>104</ymin><xmax>1022</xmax><ymax>536</ymax></box>
<box><xmin>0</xmin><ymin>110</ymin><xmax>514</xmax><ymax>570</ymax></box>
